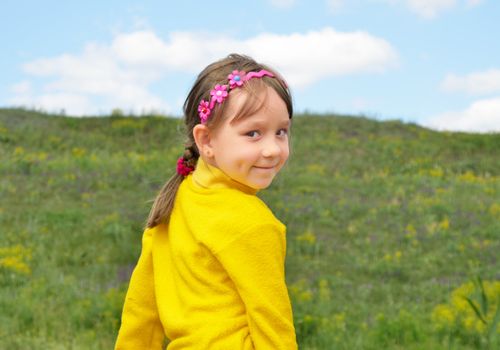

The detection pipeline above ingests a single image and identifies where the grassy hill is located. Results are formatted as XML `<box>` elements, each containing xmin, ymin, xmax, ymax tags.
<box><xmin>1</xmin><ymin>108</ymin><xmax>499</xmax><ymax>349</ymax></box>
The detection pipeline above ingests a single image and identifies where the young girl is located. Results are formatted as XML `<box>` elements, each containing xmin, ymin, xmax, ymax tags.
<box><xmin>115</xmin><ymin>54</ymin><xmax>297</xmax><ymax>349</ymax></box>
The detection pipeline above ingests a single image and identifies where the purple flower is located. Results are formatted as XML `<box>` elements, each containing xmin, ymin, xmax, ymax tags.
<box><xmin>210</xmin><ymin>84</ymin><xmax>228</xmax><ymax>104</ymax></box>
<box><xmin>228</xmin><ymin>70</ymin><xmax>246</xmax><ymax>89</ymax></box>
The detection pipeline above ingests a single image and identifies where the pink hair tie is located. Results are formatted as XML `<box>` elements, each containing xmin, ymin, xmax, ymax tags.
<box><xmin>198</xmin><ymin>69</ymin><xmax>275</xmax><ymax>124</ymax></box>
<box><xmin>176</xmin><ymin>157</ymin><xmax>195</xmax><ymax>176</ymax></box>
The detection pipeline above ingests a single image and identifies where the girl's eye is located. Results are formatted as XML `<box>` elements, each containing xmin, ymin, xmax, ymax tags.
<box><xmin>246</xmin><ymin>130</ymin><xmax>260</xmax><ymax>138</ymax></box>
<box><xmin>277</xmin><ymin>128</ymin><xmax>288</xmax><ymax>137</ymax></box>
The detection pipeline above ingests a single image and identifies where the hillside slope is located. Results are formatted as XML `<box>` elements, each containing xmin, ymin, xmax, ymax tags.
<box><xmin>1</xmin><ymin>108</ymin><xmax>499</xmax><ymax>349</ymax></box>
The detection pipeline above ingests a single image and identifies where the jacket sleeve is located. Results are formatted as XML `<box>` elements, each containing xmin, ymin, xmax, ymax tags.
<box><xmin>214</xmin><ymin>223</ymin><xmax>297</xmax><ymax>350</ymax></box>
<box><xmin>115</xmin><ymin>228</ymin><xmax>165</xmax><ymax>350</ymax></box>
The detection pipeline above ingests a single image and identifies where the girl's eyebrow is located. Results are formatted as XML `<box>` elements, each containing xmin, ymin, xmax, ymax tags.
<box><xmin>281</xmin><ymin>119</ymin><xmax>292</xmax><ymax>127</ymax></box>
<box><xmin>241</xmin><ymin>119</ymin><xmax>266</xmax><ymax>128</ymax></box>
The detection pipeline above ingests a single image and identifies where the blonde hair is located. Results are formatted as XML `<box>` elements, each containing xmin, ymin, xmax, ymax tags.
<box><xmin>145</xmin><ymin>53</ymin><xmax>293</xmax><ymax>229</ymax></box>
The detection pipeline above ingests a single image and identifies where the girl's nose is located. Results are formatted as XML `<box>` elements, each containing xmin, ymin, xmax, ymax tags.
<box><xmin>261</xmin><ymin>138</ymin><xmax>281</xmax><ymax>158</ymax></box>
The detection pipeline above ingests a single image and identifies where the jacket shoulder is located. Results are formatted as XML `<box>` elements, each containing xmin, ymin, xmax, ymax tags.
<box><xmin>196</xmin><ymin>190</ymin><xmax>284</xmax><ymax>251</ymax></box>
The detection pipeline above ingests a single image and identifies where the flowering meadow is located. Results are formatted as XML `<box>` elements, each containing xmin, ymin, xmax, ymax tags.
<box><xmin>1</xmin><ymin>108</ymin><xmax>499</xmax><ymax>349</ymax></box>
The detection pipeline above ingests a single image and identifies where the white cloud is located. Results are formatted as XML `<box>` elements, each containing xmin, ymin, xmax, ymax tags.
<box><xmin>111</xmin><ymin>31</ymin><xmax>241</xmax><ymax>73</ymax></box>
<box><xmin>113</xmin><ymin>28</ymin><xmax>399</xmax><ymax>87</ymax></box>
<box><xmin>465</xmin><ymin>0</ymin><xmax>483</xmax><ymax>7</ymax></box>
<box><xmin>11</xmin><ymin>81</ymin><xmax>32</xmax><ymax>94</ymax></box>
<box><xmin>13</xmin><ymin>40</ymin><xmax>169</xmax><ymax>115</ymax></box>
<box><xmin>268</xmin><ymin>0</ymin><xmax>297</xmax><ymax>9</ymax></box>
<box><xmin>10</xmin><ymin>27</ymin><xmax>397</xmax><ymax>115</ymax></box>
<box><xmin>424</xmin><ymin>97</ymin><xmax>500</xmax><ymax>132</ymax></box>
<box><xmin>375</xmin><ymin>0</ymin><xmax>482</xmax><ymax>19</ymax></box>
<box><xmin>246</xmin><ymin>28</ymin><xmax>398</xmax><ymax>87</ymax></box>
<box><xmin>10</xmin><ymin>92</ymin><xmax>92</xmax><ymax>116</ymax></box>
<box><xmin>441</xmin><ymin>69</ymin><xmax>500</xmax><ymax>95</ymax></box>
<box><xmin>406</xmin><ymin>0</ymin><xmax>456</xmax><ymax>19</ymax></box>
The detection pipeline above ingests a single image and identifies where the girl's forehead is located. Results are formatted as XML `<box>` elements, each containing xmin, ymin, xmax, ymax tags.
<box><xmin>225</xmin><ymin>85</ymin><xmax>288</xmax><ymax>124</ymax></box>
<box><xmin>236</xmin><ymin>108</ymin><xmax>290</xmax><ymax>127</ymax></box>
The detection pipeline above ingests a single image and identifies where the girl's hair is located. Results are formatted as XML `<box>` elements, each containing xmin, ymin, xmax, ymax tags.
<box><xmin>145</xmin><ymin>53</ymin><xmax>293</xmax><ymax>229</ymax></box>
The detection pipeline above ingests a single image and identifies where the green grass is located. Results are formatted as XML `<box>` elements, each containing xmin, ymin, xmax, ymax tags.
<box><xmin>1</xmin><ymin>108</ymin><xmax>499</xmax><ymax>349</ymax></box>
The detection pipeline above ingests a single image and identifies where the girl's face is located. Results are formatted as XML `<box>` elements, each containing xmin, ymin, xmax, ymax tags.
<box><xmin>208</xmin><ymin>85</ymin><xmax>290</xmax><ymax>190</ymax></box>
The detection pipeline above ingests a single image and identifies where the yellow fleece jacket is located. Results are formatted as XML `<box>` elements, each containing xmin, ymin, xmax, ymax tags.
<box><xmin>115</xmin><ymin>159</ymin><xmax>297</xmax><ymax>349</ymax></box>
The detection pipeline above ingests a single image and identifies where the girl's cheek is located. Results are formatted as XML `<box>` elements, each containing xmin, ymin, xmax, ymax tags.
<box><xmin>282</xmin><ymin>143</ymin><xmax>290</xmax><ymax>157</ymax></box>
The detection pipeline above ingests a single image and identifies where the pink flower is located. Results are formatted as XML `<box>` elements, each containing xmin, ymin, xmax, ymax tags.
<box><xmin>228</xmin><ymin>70</ymin><xmax>246</xmax><ymax>89</ymax></box>
<box><xmin>198</xmin><ymin>99</ymin><xmax>211</xmax><ymax>124</ymax></box>
<box><xmin>210</xmin><ymin>84</ymin><xmax>228</xmax><ymax>104</ymax></box>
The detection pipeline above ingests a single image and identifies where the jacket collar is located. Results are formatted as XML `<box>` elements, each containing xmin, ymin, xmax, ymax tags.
<box><xmin>190</xmin><ymin>158</ymin><xmax>258</xmax><ymax>195</ymax></box>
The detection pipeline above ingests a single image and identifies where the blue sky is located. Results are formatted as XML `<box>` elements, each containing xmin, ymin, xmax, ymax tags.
<box><xmin>2</xmin><ymin>0</ymin><xmax>499</xmax><ymax>132</ymax></box>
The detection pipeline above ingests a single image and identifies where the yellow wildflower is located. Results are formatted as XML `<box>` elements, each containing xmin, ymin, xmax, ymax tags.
<box><xmin>429</xmin><ymin>167</ymin><xmax>444</xmax><ymax>177</ymax></box>
<box><xmin>431</xmin><ymin>304</ymin><xmax>455</xmax><ymax>329</ymax></box>
<box><xmin>459</xmin><ymin>170</ymin><xmax>481</xmax><ymax>183</ymax></box>
<box><xmin>14</xmin><ymin>146</ymin><xmax>24</xmax><ymax>155</ymax></box>
<box><xmin>489</xmin><ymin>203</ymin><xmax>500</xmax><ymax>217</ymax></box>
<box><xmin>332</xmin><ymin>312</ymin><xmax>346</xmax><ymax>331</ymax></box>
<box><xmin>0</xmin><ymin>245</ymin><xmax>32</xmax><ymax>275</ymax></box>
<box><xmin>299</xmin><ymin>290</ymin><xmax>313</xmax><ymax>302</ymax></box>
<box><xmin>306</xmin><ymin>163</ymin><xmax>325</xmax><ymax>176</ymax></box>
<box><xmin>64</xmin><ymin>173</ymin><xmax>76</xmax><ymax>181</ymax></box>
<box><xmin>0</xmin><ymin>256</ymin><xmax>30</xmax><ymax>274</ymax></box>
<box><xmin>394</xmin><ymin>251</ymin><xmax>402</xmax><ymax>261</ymax></box>
<box><xmin>432</xmin><ymin>280</ymin><xmax>500</xmax><ymax>337</ymax></box>
<box><xmin>72</xmin><ymin>147</ymin><xmax>86</xmax><ymax>157</ymax></box>
<box><xmin>439</xmin><ymin>217</ymin><xmax>450</xmax><ymax>231</ymax></box>
<box><xmin>296</xmin><ymin>230</ymin><xmax>316</xmax><ymax>245</ymax></box>
<box><xmin>405</xmin><ymin>224</ymin><xmax>416</xmax><ymax>239</ymax></box>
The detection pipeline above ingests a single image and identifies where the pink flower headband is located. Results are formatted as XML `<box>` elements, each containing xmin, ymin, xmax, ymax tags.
<box><xmin>198</xmin><ymin>69</ymin><xmax>275</xmax><ymax>124</ymax></box>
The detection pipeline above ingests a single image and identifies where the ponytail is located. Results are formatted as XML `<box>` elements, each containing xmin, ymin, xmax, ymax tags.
<box><xmin>145</xmin><ymin>145</ymin><xmax>199</xmax><ymax>229</ymax></box>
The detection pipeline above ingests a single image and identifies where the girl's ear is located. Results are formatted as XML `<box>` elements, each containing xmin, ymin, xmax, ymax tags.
<box><xmin>193</xmin><ymin>124</ymin><xmax>214</xmax><ymax>158</ymax></box>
